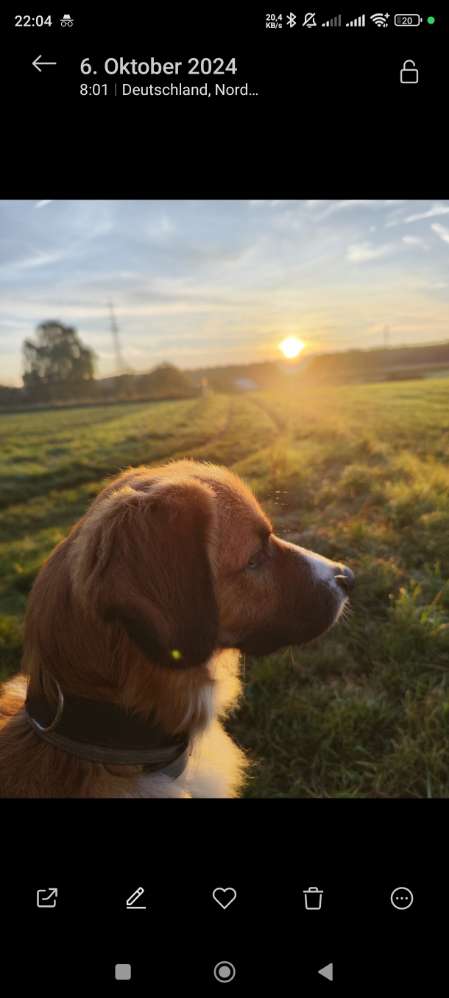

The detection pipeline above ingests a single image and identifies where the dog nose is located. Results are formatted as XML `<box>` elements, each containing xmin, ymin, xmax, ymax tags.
<box><xmin>334</xmin><ymin>566</ymin><xmax>355</xmax><ymax>593</ymax></box>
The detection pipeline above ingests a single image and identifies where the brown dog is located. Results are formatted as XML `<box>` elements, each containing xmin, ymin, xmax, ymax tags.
<box><xmin>0</xmin><ymin>459</ymin><xmax>354</xmax><ymax>797</ymax></box>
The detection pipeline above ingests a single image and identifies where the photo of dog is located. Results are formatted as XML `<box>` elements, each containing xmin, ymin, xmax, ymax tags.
<box><xmin>0</xmin><ymin>459</ymin><xmax>353</xmax><ymax>797</ymax></box>
<box><xmin>3</xmin><ymin>199</ymin><xmax>446</xmax><ymax>800</ymax></box>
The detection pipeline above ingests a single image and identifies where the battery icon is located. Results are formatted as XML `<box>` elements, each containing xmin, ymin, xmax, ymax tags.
<box><xmin>394</xmin><ymin>14</ymin><xmax>423</xmax><ymax>25</ymax></box>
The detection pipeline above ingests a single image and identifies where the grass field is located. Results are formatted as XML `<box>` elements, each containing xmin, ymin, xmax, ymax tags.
<box><xmin>1</xmin><ymin>379</ymin><xmax>449</xmax><ymax>797</ymax></box>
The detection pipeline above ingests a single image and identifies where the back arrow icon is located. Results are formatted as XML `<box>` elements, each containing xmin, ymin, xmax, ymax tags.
<box><xmin>33</xmin><ymin>55</ymin><xmax>57</xmax><ymax>72</ymax></box>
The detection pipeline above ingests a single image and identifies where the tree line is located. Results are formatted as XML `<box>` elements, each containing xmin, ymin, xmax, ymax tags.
<box><xmin>0</xmin><ymin>321</ymin><xmax>197</xmax><ymax>407</ymax></box>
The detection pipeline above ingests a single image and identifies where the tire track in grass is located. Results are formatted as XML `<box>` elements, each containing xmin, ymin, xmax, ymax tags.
<box><xmin>0</xmin><ymin>394</ymin><xmax>282</xmax><ymax>559</ymax></box>
<box><xmin>0</xmin><ymin>395</ymin><xmax>235</xmax><ymax>541</ymax></box>
<box><xmin>161</xmin><ymin>395</ymin><xmax>237</xmax><ymax>465</ymax></box>
<box><xmin>247</xmin><ymin>393</ymin><xmax>289</xmax><ymax>434</ymax></box>
<box><xmin>0</xmin><ymin>395</ymin><xmax>230</xmax><ymax>513</ymax></box>
<box><xmin>184</xmin><ymin>394</ymin><xmax>281</xmax><ymax>468</ymax></box>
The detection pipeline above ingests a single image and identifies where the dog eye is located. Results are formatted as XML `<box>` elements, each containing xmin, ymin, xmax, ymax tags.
<box><xmin>246</xmin><ymin>550</ymin><xmax>265</xmax><ymax>570</ymax></box>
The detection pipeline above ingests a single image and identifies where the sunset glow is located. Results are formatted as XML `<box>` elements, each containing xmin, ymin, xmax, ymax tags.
<box><xmin>3</xmin><ymin>199</ymin><xmax>449</xmax><ymax>385</ymax></box>
<box><xmin>279</xmin><ymin>337</ymin><xmax>305</xmax><ymax>360</ymax></box>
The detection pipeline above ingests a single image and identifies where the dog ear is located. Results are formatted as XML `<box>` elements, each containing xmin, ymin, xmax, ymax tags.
<box><xmin>72</xmin><ymin>477</ymin><xmax>219</xmax><ymax>669</ymax></box>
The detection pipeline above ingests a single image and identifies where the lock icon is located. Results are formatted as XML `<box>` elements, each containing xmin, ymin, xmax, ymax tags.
<box><xmin>400</xmin><ymin>59</ymin><xmax>419</xmax><ymax>84</ymax></box>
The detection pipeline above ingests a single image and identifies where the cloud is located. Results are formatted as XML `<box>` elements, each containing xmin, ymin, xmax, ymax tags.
<box><xmin>316</xmin><ymin>200</ymin><xmax>383</xmax><ymax>220</ymax></box>
<box><xmin>402</xmin><ymin>235</ymin><xmax>428</xmax><ymax>249</ymax></box>
<box><xmin>6</xmin><ymin>250</ymin><xmax>68</xmax><ymax>271</ymax></box>
<box><xmin>431</xmin><ymin>222</ymin><xmax>449</xmax><ymax>245</ymax></box>
<box><xmin>34</xmin><ymin>200</ymin><xmax>52</xmax><ymax>209</ymax></box>
<box><xmin>346</xmin><ymin>242</ymin><xmax>395</xmax><ymax>262</ymax></box>
<box><xmin>385</xmin><ymin>202</ymin><xmax>449</xmax><ymax>228</ymax></box>
<box><xmin>404</xmin><ymin>203</ymin><xmax>449</xmax><ymax>223</ymax></box>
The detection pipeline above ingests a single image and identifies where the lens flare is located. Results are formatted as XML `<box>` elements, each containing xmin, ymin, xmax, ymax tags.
<box><xmin>279</xmin><ymin>337</ymin><xmax>305</xmax><ymax>359</ymax></box>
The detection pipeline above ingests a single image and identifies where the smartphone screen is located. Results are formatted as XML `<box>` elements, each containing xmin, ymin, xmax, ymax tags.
<box><xmin>1</xmin><ymin>6</ymin><xmax>447</xmax><ymax>991</ymax></box>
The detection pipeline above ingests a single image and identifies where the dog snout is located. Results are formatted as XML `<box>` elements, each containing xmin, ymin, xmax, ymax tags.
<box><xmin>334</xmin><ymin>565</ymin><xmax>355</xmax><ymax>594</ymax></box>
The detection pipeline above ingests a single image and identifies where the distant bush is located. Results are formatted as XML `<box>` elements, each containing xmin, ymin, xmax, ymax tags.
<box><xmin>133</xmin><ymin>363</ymin><xmax>195</xmax><ymax>398</ymax></box>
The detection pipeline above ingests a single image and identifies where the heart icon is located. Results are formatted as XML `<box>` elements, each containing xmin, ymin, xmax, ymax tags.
<box><xmin>212</xmin><ymin>887</ymin><xmax>237</xmax><ymax>910</ymax></box>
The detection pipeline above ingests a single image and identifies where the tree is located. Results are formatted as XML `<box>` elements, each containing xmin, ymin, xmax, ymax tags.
<box><xmin>136</xmin><ymin>362</ymin><xmax>194</xmax><ymax>398</ymax></box>
<box><xmin>22</xmin><ymin>321</ymin><xmax>97</xmax><ymax>398</ymax></box>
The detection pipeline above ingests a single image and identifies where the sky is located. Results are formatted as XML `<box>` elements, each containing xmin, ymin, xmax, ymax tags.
<box><xmin>1</xmin><ymin>198</ymin><xmax>449</xmax><ymax>385</ymax></box>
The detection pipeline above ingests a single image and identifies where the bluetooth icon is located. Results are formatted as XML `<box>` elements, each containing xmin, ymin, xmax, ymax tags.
<box><xmin>287</xmin><ymin>12</ymin><xmax>297</xmax><ymax>27</ymax></box>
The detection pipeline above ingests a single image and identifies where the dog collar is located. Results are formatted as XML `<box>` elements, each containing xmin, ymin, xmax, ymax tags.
<box><xmin>25</xmin><ymin>682</ymin><xmax>190</xmax><ymax>778</ymax></box>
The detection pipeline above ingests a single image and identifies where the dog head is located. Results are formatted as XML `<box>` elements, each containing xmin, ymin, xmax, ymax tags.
<box><xmin>69</xmin><ymin>459</ymin><xmax>354</xmax><ymax>669</ymax></box>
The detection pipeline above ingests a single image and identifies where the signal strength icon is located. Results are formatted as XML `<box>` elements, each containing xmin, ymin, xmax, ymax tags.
<box><xmin>370</xmin><ymin>12</ymin><xmax>390</xmax><ymax>27</ymax></box>
<box><xmin>322</xmin><ymin>14</ymin><xmax>342</xmax><ymax>26</ymax></box>
<box><xmin>346</xmin><ymin>14</ymin><xmax>366</xmax><ymax>26</ymax></box>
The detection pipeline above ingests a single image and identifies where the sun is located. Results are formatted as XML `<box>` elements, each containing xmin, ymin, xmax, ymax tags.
<box><xmin>279</xmin><ymin>337</ymin><xmax>305</xmax><ymax>360</ymax></box>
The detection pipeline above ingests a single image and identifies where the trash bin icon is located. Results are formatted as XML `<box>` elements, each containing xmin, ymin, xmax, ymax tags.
<box><xmin>303</xmin><ymin>886</ymin><xmax>323</xmax><ymax>910</ymax></box>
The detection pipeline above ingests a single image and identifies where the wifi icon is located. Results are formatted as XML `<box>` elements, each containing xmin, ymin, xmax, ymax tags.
<box><xmin>370</xmin><ymin>12</ymin><xmax>390</xmax><ymax>26</ymax></box>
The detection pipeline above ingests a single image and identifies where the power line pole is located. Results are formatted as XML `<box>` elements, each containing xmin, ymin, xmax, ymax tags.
<box><xmin>108</xmin><ymin>301</ymin><xmax>126</xmax><ymax>375</ymax></box>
